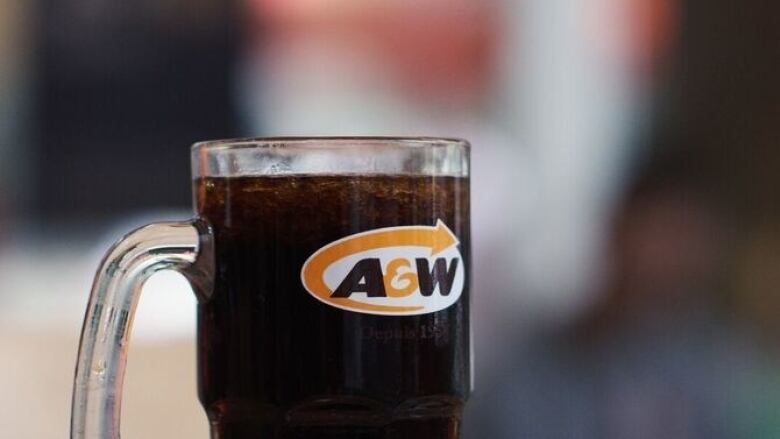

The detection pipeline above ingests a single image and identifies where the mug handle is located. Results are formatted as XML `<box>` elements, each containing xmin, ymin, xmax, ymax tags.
<box><xmin>70</xmin><ymin>220</ymin><xmax>214</xmax><ymax>439</ymax></box>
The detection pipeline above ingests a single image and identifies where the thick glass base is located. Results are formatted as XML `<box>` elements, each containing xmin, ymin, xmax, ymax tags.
<box><xmin>207</xmin><ymin>396</ymin><xmax>463</xmax><ymax>439</ymax></box>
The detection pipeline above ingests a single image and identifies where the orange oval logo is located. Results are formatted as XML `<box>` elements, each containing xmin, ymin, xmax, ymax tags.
<box><xmin>300</xmin><ymin>220</ymin><xmax>464</xmax><ymax>316</ymax></box>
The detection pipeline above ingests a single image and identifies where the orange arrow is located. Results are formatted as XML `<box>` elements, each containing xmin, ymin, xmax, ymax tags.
<box><xmin>301</xmin><ymin>220</ymin><xmax>459</xmax><ymax>313</ymax></box>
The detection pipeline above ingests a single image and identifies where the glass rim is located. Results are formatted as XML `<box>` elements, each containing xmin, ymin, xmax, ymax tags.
<box><xmin>192</xmin><ymin>136</ymin><xmax>470</xmax><ymax>152</ymax></box>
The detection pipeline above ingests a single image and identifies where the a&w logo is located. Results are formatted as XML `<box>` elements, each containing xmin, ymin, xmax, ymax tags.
<box><xmin>301</xmin><ymin>220</ymin><xmax>465</xmax><ymax>316</ymax></box>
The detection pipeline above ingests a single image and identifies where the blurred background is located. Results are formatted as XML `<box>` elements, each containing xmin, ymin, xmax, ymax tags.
<box><xmin>0</xmin><ymin>0</ymin><xmax>778</xmax><ymax>437</ymax></box>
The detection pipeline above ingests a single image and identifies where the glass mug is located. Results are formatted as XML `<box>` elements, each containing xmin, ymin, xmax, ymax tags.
<box><xmin>71</xmin><ymin>137</ymin><xmax>471</xmax><ymax>439</ymax></box>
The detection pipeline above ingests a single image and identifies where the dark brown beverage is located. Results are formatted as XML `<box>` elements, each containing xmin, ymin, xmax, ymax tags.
<box><xmin>195</xmin><ymin>174</ymin><xmax>470</xmax><ymax>439</ymax></box>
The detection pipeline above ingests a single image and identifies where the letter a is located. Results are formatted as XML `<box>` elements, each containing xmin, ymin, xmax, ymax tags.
<box><xmin>331</xmin><ymin>258</ymin><xmax>387</xmax><ymax>298</ymax></box>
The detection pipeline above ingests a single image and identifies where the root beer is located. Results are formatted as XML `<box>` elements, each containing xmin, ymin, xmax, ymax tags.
<box><xmin>196</xmin><ymin>174</ymin><xmax>470</xmax><ymax>439</ymax></box>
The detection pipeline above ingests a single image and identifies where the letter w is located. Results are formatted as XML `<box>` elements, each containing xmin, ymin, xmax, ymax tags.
<box><xmin>415</xmin><ymin>258</ymin><xmax>459</xmax><ymax>297</ymax></box>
